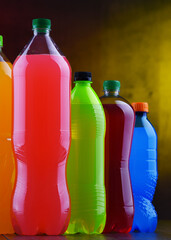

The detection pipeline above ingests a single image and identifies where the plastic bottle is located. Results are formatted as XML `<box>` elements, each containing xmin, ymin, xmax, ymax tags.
<box><xmin>0</xmin><ymin>35</ymin><xmax>14</xmax><ymax>234</ymax></box>
<box><xmin>66</xmin><ymin>72</ymin><xmax>106</xmax><ymax>234</ymax></box>
<box><xmin>100</xmin><ymin>80</ymin><xmax>135</xmax><ymax>233</ymax></box>
<box><xmin>12</xmin><ymin>19</ymin><xmax>71</xmax><ymax>235</ymax></box>
<box><xmin>130</xmin><ymin>102</ymin><xmax>158</xmax><ymax>232</ymax></box>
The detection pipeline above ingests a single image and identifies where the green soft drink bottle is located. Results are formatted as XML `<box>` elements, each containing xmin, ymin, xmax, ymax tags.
<box><xmin>66</xmin><ymin>72</ymin><xmax>106</xmax><ymax>234</ymax></box>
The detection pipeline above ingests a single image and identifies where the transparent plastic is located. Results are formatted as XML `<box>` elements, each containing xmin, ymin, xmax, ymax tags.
<box><xmin>100</xmin><ymin>90</ymin><xmax>135</xmax><ymax>233</ymax></box>
<box><xmin>66</xmin><ymin>81</ymin><xmax>106</xmax><ymax>234</ymax></box>
<box><xmin>12</xmin><ymin>28</ymin><xmax>71</xmax><ymax>235</ymax></box>
<box><xmin>0</xmin><ymin>48</ymin><xmax>14</xmax><ymax>234</ymax></box>
<box><xmin>130</xmin><ymin>112</ymin><xmax>158</xmax><ymax>232</ymax></box>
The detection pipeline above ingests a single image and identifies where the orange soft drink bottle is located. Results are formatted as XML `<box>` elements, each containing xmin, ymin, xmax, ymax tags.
<box><xmin>0</xmin><ymin>35</ymin><xmax>14</xmax><ymax>234</ymax></box>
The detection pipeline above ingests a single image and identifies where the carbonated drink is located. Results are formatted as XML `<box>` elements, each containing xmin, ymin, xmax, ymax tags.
<box><xmin>12</xmin><ymin>19</ymin><xmax>71</xmax><ymax>235</ymax></box>
<box><xmin>130</xmin><ymin>102</ymin><xmax>158</xmax><ymax>232</ymax></box>
<box><xmin>100</xmin><ymin>80</ymin><xmax>135</xmax><ymax>233</ymax></box>
<box><xmin>0</xmin><ymin>35</ymin><xmax>14</xmax><ymax>234</ymax></box>
<box><xmin>66</xmin><ymin>72</ymin><xmax>106</xmax><ymax>234</ymax></box>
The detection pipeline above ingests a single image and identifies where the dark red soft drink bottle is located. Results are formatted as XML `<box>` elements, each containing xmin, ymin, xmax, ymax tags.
<box><xmin>12</xmin><ymin>18</ymin><xmax>71</xmax><ymax>235</ymax></box>
<box><xmin>100</xmin><ymin>80</ymin><xmax>135</xmax><ymax>233</ymax></box>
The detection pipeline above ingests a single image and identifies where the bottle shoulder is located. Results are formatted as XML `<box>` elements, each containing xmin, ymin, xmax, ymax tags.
<box><xmin>136</xmin><ymin>116</ymin><xmax>156</xmax><ymax>130</ymax></box>
<box><xmin>0</xmin><ymin>51</ymin><xmax>11</xmax><ymax>64</ymax></box>
<box><xmin>134</xmin><ymin>117</ymin><xmax>157</xmax><ymax>141</ymax></box>
<box><xmin>0</xmin><ymin>53</ymin><xmax>12</xmax><ymax>77</ymax></box>
<box><xmin>100</xmin><ymin>94</ymin><xmax>130</xmax><ymax>104</ymax></box>
<box><xmin>100</xmin><ymin>94</ymin><xmax>134</xmax><ymax>118</ymax></box>
<box><xmin>71</xmin><ymin>86</ymin><xmax>106</xmax><ymax>134</ymax></box>
<box><xmin>19</xmin><ymin>34</ymin><xmax>63</xmax><ymax>56</ymax></box>
<box><xmin>72</xmin><ymin>85</ymin><xmax>103</xmax><ymax>106</ymax></box>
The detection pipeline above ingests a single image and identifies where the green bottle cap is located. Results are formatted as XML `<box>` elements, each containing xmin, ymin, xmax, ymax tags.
<box><xmin>32</xmin><ymin>18</ymin><xmax>51</xmax><ymax>30</ymax></box>
<box><xmin>103</xmin><ymin>80</ymin><xmax>120</xmax><ymax>91</ymax></box>
<box><xmin>0</xmin><ymin>35</ymin><xmax>3</xmax><ymax>47</ymax></box>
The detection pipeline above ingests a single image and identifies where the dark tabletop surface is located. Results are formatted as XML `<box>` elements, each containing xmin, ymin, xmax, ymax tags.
<box><xmin>2</xmin><ymin>221</ymin><xmax>171</xmax><ymax>240</ymax></box>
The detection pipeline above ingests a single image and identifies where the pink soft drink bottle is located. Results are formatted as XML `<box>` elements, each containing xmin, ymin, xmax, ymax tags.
<box><xmin>11</xmin><ymin>18</ymin><xmax>71</xmax><ymax>235</ymax></box>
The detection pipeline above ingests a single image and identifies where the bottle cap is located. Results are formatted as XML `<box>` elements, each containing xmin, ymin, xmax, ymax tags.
<box><xmin>132</xmin><ymin>102</ymin><xmax>149</xmax><ymax>112</ymax></box>
<box><xmin>74</xmin><ymin>72</ymin><xmax>92</xmax><ymax>82</ymax></box>
<box><xmin>32</xmin><ymin>18</ymin><xmax>51</xmax><ymax>30</ymax></box>
<box><xmin>103</xmin><ymin>80</ymin><xmax>120</xmax><ymax>91</ymax></box>
<box><xmin>0</xmin><ymin>35</ymin><xmax>3</xmax><ymax>47</ymax></box>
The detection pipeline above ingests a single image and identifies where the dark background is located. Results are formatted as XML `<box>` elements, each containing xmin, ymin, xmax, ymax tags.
<box><xmin>1</xmin><ymin>0</ymin><xmax>171</xmax><ymax>219</ymax></box>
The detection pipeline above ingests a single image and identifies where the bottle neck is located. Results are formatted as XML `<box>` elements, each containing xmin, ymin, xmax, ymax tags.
<box><xmin>136</xmin><ymin>112</ymin><xmax>147</xmax><ymax>118</ymax></box>
<box><xmin>103</xmin><ymin>90</ymin><xmax>119</xmax><ymax>97</ymax></box>
<box><xmin>33</xmin><ymin>29</ymin><xmax>50</xmax><ymax>36</ymax></box>
<box><xmin>75</xmin><ymin>81</ymin><xmax>92</xmax><ymax>87</ymax></box>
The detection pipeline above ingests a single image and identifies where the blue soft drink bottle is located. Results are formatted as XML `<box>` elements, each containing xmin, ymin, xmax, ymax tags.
<box><xmin>130</xmin><ymin>102</ymin><xmax>158</xmax><ymax>232</ymax></box>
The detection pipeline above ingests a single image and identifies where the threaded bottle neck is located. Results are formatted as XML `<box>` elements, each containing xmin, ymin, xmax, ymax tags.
<box><xmin>33</xmin><ymin>29</ymin><xmax>50</xmax><ymax>35</ymax></box>
<box><xmin>103</xmin><ymin>89</ymin><xmax>119</xmax><ymax>97</ymax></box>
<box><xmin>136</xmin><ymin>112</ymin><xmax>147</xmax><ymax>118</ymax></box>
<box><xmin>75</xmin><ymin>81</ymin><xmax>92</xmax><ymax>87</ymax></box>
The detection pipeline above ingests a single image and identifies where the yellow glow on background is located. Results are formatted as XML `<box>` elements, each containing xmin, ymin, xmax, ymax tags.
<box><xmin>71</xmin><ymin>2</ymin><xmax>171</xmax><ymax>180</ymax></box>
<box><xmin>68</xmin><ymin>1</ymin><xmax>171</xmax><ymax>218</ymax></box>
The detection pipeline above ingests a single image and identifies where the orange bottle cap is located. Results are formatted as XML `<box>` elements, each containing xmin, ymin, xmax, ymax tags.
<box><xmin>131</xmin><ymin>102</ymin><xmax>149</xmax><ymax>112</ymax></box>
